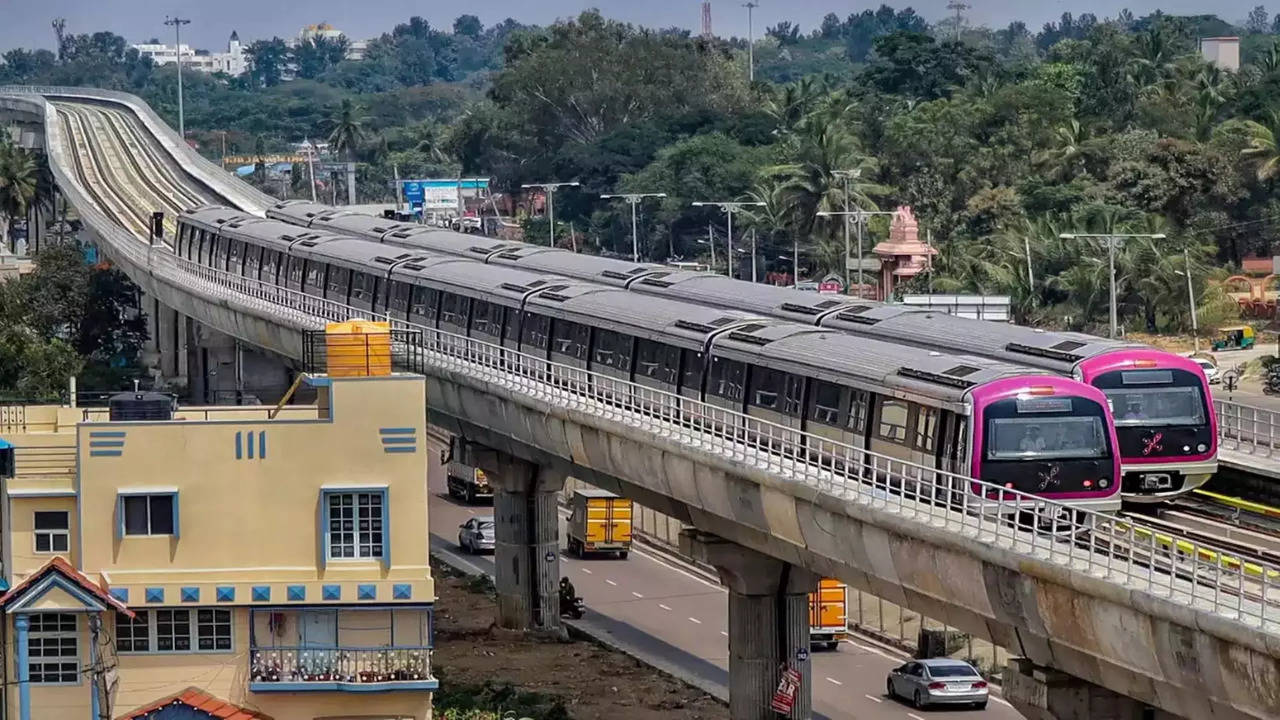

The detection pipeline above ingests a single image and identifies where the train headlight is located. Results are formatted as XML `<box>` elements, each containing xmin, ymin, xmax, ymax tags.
<box><xmin>1182</xmin><ymin>445</ymin><xmax>1191</xmax><ymax>452</ymax></box>
<box><xmin>1099</xmin><ymin>479</ymin><xmax>1110</xmax><ymax>488</ymax></box>
<box><xmin>1197</xmin><ymin>443</ymin><xmax>1207</xmax><ymax>452</ymax></box>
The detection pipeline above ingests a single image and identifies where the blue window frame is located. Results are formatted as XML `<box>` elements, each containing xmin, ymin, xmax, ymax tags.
<box><xmin>117</xmin><ymin>491</ymin><xmax>179</xmax><ymax>539</ymax></box>
<box><xmin>319</xmin><ymin>488</ymin><xmax>389</xmax><ymax>568</ymax></box>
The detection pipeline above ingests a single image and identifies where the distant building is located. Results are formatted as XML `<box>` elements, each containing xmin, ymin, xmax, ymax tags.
<box><xmin>133</xmin><ymin>31</ymin><xmax>245</xmax><ymax>76</ymax></box>
<box><xmin>297</xmin><ymin>22</ymin><xmax>367</xmax><ymax>60</ymax></box>
<box><xmin>1200</xmin><ymin>36</ymin><xmax>1240</xmax><ymax>71</ymax></box>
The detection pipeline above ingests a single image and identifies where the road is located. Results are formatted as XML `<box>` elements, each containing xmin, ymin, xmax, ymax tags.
<box><xmin>425</xmin><ymin>443</ymin><xmax>1021</xmax><ymax>720</ymax></box>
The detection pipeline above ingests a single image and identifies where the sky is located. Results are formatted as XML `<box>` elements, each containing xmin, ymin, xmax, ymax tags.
<box><xmin>0</xmin><ymin>0</ymin><xmax>1271</xmax><ymax>52</ymax></box>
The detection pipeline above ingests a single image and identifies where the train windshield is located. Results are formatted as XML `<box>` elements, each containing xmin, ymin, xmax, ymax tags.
<box><xmin>986</xmin><ymin>415</ymin><xmax>1108</xmax><ymax>461</ymax></box>
<box><xmin>1095</xmin><ymin>369</ymin><xmax>1207</xmax><ymax>428</ymax></box>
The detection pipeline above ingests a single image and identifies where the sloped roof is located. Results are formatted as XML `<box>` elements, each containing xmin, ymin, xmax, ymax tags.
<box><xmin>116</xmin><ymin>687</ymin><xmax>274</xmax><ymax>720</ymax></box>
<box><xmin>0</xmin><ymin>557</ymin><xmax>133</xmax><ymax>617</ymax></box>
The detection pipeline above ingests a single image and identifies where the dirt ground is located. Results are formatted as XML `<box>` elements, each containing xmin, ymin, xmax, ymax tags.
<box><xmin>432</xmin><ymin>566</ymin><xmax>727</xmax><ymax>720</ymax></box>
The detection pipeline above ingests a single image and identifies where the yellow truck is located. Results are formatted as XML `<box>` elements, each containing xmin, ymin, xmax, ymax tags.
<box><xmin>809</xmin><ymin>578</ymin><xmax>849</xmax><ymax>650</ymax></box>
<box><xmin>566</xmin><ymin>488</ymin><xmax>633</xmax><ymax>558</ymax></box>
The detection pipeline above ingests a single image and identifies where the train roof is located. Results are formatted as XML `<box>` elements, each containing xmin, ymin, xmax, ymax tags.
<box><xmin>634</xmin><ymin>272</ymin><xmax>854</xmax><ymax>323</ymax></box>
<box><xmin>527</xmin><ymin>285</ymin><xmax>761</xmax><ymax>347</ymax></box>
<box><xmin>490</xmin><ymin>246</ymin><xmax>663</xmax><ymax>288</ymax></box>
<box><xmin>394</xmin><ymin>259</ymin><xmax>579</xmax><ymax>305</ymax></box>
<box><xmin>311</xmin><ymin>210</ymin><xmax>412</xmax><ymax>238</ymax></box>
<box><xmin>182</xmin><ymin>206</ymin><xmax>265</xmax><ymax>231</ymax></box>
<box><xmin>292</xmin><ymin>238</ymin><xmax>433</xmax><ymax>273</ymax></box>
<box><xmin>267</xmin><ymin>200</ymin><xmax>328</xmax><ymax>223</ymax></box>
<box><xmin>713</xmin><ymin>323</ymin><xmax>1039</xmax><ymax>408</ymax></box>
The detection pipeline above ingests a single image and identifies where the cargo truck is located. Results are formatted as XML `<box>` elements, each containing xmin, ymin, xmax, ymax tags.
<box><xmin>809</xmin><ymin>578</ymin><xmax>848</xmax><ymax>650</ymax></box>
<box><xmin>440</xmin><ymin>436</ymin><xmax>493</xmax><ymax>504</ymax></box>
<box><xmin>566</xmin><ymin>488</ymin><xmax>632</xmax><ymax>558</ymax></box>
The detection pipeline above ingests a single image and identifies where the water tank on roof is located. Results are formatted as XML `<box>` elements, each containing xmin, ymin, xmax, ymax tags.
<box><xmin>108</xmin><ymin>391</ymin><xmax>174</xmax><ymax>422</ymax></box>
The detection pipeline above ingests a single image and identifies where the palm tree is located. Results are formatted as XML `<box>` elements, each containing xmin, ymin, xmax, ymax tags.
<box><xmin>326</xmin><ymin>99</ymin><xmax>365</xmax><ymax>162</ymax></box>
<box><xmin>1128</xmin><ymin>26</ymin><xmax>1180</xmax><ymax>93</ymax></box>
<box><xmin>1034</xmin><ymin>119</ymin><xmax>1090</xmax><ymax>180</ymax></box>
<box><xmin>1219</xmin><ymin>111</ymin><xmax>1280</xmax><ymax>181</ymax></box>
<box><xmin>0</xmin><ymin>142</ymin><xmax>37</xmax><ymax>252</ymax></box>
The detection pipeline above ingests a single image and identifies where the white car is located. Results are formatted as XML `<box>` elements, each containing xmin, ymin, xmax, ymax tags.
<box><xmin>458</xmin><ymin>516</ymin><xmax>495</xmax><ymax>554</ymax></box>
<box><xmin>1193</xmin><ymin>357</ymin><xmax>1220</xmax><ymax>384</ymax></box>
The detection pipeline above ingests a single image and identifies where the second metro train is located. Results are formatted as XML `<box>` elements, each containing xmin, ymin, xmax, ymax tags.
<box><xmin>262</xmin><ymin>200</ymin><xmax>1216</xmax><ymax>505</ymax></box>
<box><xmin>178</xmin><ymin>206</ymin><xmax>1123</xmax><ymax>514</ymax></box>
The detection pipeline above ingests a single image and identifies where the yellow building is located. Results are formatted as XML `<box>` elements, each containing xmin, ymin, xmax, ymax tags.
<box><xmin>0</xmin><ymin>371</ymin><xmax>435</xmax><ymax>720</ymax></box>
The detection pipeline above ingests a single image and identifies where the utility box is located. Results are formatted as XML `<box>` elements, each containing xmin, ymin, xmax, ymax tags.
<box><xmin>566</xmin><ymin>488</ymin><xmax>632</xmax><ymax>558</ymax></box>
<box><xmin>325</xmin><ymin>320</ymin><xmax>391</xmax><ymax>377</ymax></box>
<box><xmin>809</xmin><ymin>578</ymin><xmax>848</xmax><ymax>649</ymax></box>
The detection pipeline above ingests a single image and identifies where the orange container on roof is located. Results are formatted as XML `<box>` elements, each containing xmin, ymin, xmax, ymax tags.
<box><xmin>325</xmin><ymin>320</ymin><xmax>391</xmax><ymax>377</ymax></box>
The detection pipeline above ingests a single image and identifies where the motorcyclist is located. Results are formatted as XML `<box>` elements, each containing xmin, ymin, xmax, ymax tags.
<box><xmin>559</xmin><ymin>577</ymin><xmax>577</xmax><ymax>613</ymax></box>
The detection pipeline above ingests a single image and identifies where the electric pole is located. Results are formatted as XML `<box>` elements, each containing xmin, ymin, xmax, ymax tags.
<box><xmin>743</xmin><ymin>2</ymin><xmax>759</xmax><ymax>82</ymax></box>
<box><xmin>945</xmin><ymin>0</ymin><xmax>970</xmax><ymax>40</ymax></box>
<box><xmin>164</xmin><ymin>16</ymin><xmax>192</xmax><ymax>138</ymax></box>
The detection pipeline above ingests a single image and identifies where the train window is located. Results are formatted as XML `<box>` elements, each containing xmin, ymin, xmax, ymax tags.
<box><xmin>286</xmin><ymin>257</ymin><xmax>305</xmax><ymax>287</ymax></box>
<box><xmin>914</xmin><ymin>407</ymin><xmax>938</xmax><ymax>452</ymax></box>
<box><xmin>409</xmin><ymin>286</ymin><xmax>439</xmax><ymax>322</ymax></box>
<box><xmin>242</xmin><ymin>245</ymin><xmax>261</xmax><ymax>280</ymax></box>
<box><xmin>551</xmin><ymin>321</ymin><xmax>589</xmax><ymax>360</ymax></box>
<box><xmin>748</xmin><ymin>366</ymin><xmax>783</xmax><ymax>410</ymax></box>
<box><xmin>471</xmin><ymin>300</ymin><xmax>493</xmax><ymax>335</ymax></box>
<box><xmin>782</xmin><ymin>375</ymin><xmax>804</xmax><ymax>415</ymax></box>
<box><xmin>369</xmin><ymin>277</ymin><xmax>385</xmax><ymax>314</ymax></box>
<box><xmin>439</xmin><ymin>293</ymin><xmax>471</xmax><ymax>328</ymax></box>
<box><xmin>681</xmin><ymin>350</ymin><xmax>704</xmax><ymax>391</ymax></box>
<box><xmin>350</xmin><ymin>272</ymin><xmax>372</xmax><ymax>304</ymax></box>
<box><xmin>593</xmin><ymin>329</ymin><xmax>622</xmax><ymax>369</ymax></box>
<box><xmin>636</xmin><ymin>340</ymin><xmax>679</xmax><ymax>384</ymax></box>
<box><xmin>847</xmin><ymin>390</ymin><xmax>870</xmax><ymax>433</ymax></box>
<box><xmin>212</xmin><ymin>237</ymin><xmax>229</xmax><ymax>268</ymax></box>
<box><xmin>389</xmin><ymin>282</ymin><xmax>412</xmax><ymax>315</ymax></box>
<box><xmin>326</xmin><ymin>267</ymin><xmax>351</xmax><ymax>299</ymax></box>
<box><xmin>261</xmin><ymin>251</ymin><xmax>279</xmax><ymax>284</ymax></box>
<box><xmin>876</xmin><ymin>399</ymin><xmax>910</xmax><ymax>443</ymax></box>
<box><xmin>489</xmin><ymin>303</ymin><xmax>506</xmax><ymax>338</ymax></box>
<box><xmin>709</xmin><ymin>357</ymin><xmax>746</xmax><ymax>403</ymax></box>
<box><xmin>304</xmin><ymin>261</ymin><xmax>324</xmax><ymax>291</ymax></box>
<box><xmin>807</xmin><ymin>380</ymin><xmax>843</xmax><ymax>426</ymax></box>
<box><xmin>521</xmin><ymin>312</ymin><xmax>551</xmax><ymax>350</ymax></box>
<box><xmin>226</xmin><ymin>240</ymin><xmax>242</xmax><ymax>274</ymax></box>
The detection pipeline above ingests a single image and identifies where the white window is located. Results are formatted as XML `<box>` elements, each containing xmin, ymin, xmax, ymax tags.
<box><xmin>122</xmin><ymin>494</ymin><xmax>175</xmax><ymax>536</ymax></box>
<box><xmin>116</xmin><ymin>609</ymin><xmax>232</xmax><ymax>653</ymax></box>
<box><xmin>326</xmin><ymin>491</ymin><xmax>385</xmax><ymax>560</ymax></box>
<box><xmin>28</xmin><ymin>613</ymin><xmax>78</xmax><ymax>684</ymax></box>
<box><xmin>33</xmin><ymin>511</ymin><xmax>69</xmax><ymax>553</ymax></box>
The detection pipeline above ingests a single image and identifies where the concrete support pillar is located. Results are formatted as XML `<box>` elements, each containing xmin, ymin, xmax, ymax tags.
<box><xmin>680</xmin><ymin>530</ymin><xmax>819</xmax><ymax>720</ymax></box>
<box><xmin>474</xmin><ymin>449</ymin><xmax>566</xmax><ymax>632</ymax></box>
<box><xmin>1004</xmin><ymin>658</ymin><xmax>1173</xmax><ymax>720</ymax></box>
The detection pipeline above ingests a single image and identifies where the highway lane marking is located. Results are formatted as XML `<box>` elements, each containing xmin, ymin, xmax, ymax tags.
<box><xmin>688</xmin><ymin>617</ymin><xmax>702</xmax><ymax>624</ymax></box>
<box><xmin>863</xmin><ymin>694</ymin><xmax>882</xmax><ymax>703</ymax></box>
<box><xmin>825</xmin><ymin>677</ymin><xmax>842</xmax><ymax>686</ymax></box>
<box><xmin>720</xmin><ymin>631</ymin><xmax>728</xmax><ymax>636</ymax></box>
<box><xmin>580</xmin><ymin>568</ymin><xmax>593</xmax><ymax>575</ymax></box>
<box><xmin>631</xmin><ymin>591</ymin><xmax>644</xmax><ymax>598</ymax></box>
<box><xmin>630</xmin><ymin>545</ymin><xmax>723</xmax><ymax>591</ymax></box>
<box><xmin>842</xmin><ymin>637</ymin><xmax>907</xmax><ymax>662</ymax></box>
<box><xmin>658</xmin><ymin>603</ymin><xmax>673</xmax><ymax>611</ymax></box>
<box><xmin>908</xmin><ymin>714</ymin><xmax>926</xmax><ymax>720</ymax></box>
<box><xmin>606</xmin><ymin>579</ymin><xmax>617</xmax><ymax>586</ymax></box>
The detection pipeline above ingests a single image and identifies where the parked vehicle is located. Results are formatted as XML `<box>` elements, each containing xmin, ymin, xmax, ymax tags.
<box><xmin>886</xmin><ymin>658</ymin><xmax>988</xmax><ymax>710</ymax></box>
<box><xmin>809</xmin><ymin>578</ymin><xmax>848</xmax><ymax>650</ymax></box>
<box><xmin>458</xmin><ymin>516</ymin><xmax>495</xmax><ymax>554</ymax></box>
<box><xmin>566</xmin><ymin>488</ymin><xmax>632</xmax><ymax>558</ymax></box>
<box><xmin>1213</xmin><ymin>326</ymin><xmax>1256</xmax><ymax>351</ymax></box>
<box><xmin>442</xmin><ymin>436</ymin><xmax>493</xmax><ymax>504</ymax></box>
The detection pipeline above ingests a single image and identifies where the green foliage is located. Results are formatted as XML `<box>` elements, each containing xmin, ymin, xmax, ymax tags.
<box><xmin>432</xmin><ymin>670</ymin><xmax>569</xmax><ymax>720</ymax></box>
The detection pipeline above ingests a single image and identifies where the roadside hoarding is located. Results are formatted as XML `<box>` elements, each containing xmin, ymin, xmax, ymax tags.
<box><xmin>401</xmin><ymin>178</ymin><xmax>490</xmax><ymax>214</ymax></box>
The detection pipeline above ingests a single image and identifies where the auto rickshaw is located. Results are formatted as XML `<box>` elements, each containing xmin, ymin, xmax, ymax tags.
<box><xmin>1212</xmin><ymin>326</ymin><xmax>1256</xmax><ymax>351</ymax></box>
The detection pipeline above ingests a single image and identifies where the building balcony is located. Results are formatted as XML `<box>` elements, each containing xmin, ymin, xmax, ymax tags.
<box><xmin>249</xmin><ymin>646</ymin><xmax>436</xmax><ymax>692</ymax></box>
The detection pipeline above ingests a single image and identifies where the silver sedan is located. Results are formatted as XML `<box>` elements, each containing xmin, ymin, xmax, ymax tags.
<box><xmin>458</xmin><ymin>516</ymin><xmax>495</xmax><ymax>554</ymax></box>
<box><xmin>887</xmin><ymin>658</ymin><xmax>989</xmax><ymax>710</ymax></box>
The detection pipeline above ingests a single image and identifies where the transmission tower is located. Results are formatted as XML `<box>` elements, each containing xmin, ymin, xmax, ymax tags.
<box><xmin>946</xmin><ymin>0</ymin><xmax>970</xmax><ymax>40</ymax></box>
<box><xmin>701</xmin><ymin>1</ymin><xmax>713</xmax><ymax>38</ymax></box>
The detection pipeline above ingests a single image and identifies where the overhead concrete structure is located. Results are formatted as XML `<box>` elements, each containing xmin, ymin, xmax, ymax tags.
<box><xmin>6</xmin><ymin>86</ymin><xmax>1280</xmax><ymax>720</ymax></box>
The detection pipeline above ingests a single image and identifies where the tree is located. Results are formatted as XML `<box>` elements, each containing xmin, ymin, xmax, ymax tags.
<box><xmin>1248</xmin><ymin>5</ymin><xmax>1271</xmax><ymax>33</ymax></box>
<box><xmin>293</xmin><ymin>35</ymin><xmax>350</xmax><ymax>80</ymax></box>
<box><xmin>245</xmin><ymin>37</ymin><xmax>290</xmax><ymax>88</ymax></box>
<box><xmin>1218</xmin><ymin>111</ymin><xmax>1280</xmax><ymax>181</ymax></box>
<box><xmin>0</xmin><ymin>142</ymin><xmax>36</xmax><ymax>250</ymax></box>
<box><xmin>861</xmin><ymin>32</ymin><xmax>994</xmax><ymax>100</ymax></box>
<box><xmin>326</xmin><ymin>99</ymin><xmax>366</xmax><ymax>161</ymax></box>
<box><xmin>453</xmin><ymin>14</ymin><xmax>483</xmax><ymax>39</ymax></box>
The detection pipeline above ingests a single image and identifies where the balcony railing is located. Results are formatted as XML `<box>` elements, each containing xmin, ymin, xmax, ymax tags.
<box><xmin>249</xmin><ymin>646</ymin><xmax>435</xmax><ymax>692</ymax></box>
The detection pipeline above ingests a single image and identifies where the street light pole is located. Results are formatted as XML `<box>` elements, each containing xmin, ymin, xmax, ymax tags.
<box><xmin>743</xmin><ymin>2</ymin><xmax>759</xmax><ymax>82</ymax></box>
<box><xmin>1059</xmin><ymin>232</ymin><xmax>1166</xmax><ymax>339</ymax></box>
<box><xmin>833</xmin><ymin>169</ymin><xmax>863</xmax><ymax>290</ymax></box>
<box><xmin>522</xmin><ymin>182</ymin><xmax>580</xmax><ymax>247</ymax></box>
<box><xmin>692</xmin><ymin>201</ymin><xmax>764</xmax><ymax>280</ymax></box>
<box><xmin>1185</xmin><ymin>249</ymin><xmax>1199</xmax><ymax>353</ymax></box>
<box><xmin>165</xmin><ymin>16</ymin><xmax>191</xmax><ymax>139</ymax></box>
<box><xmin>817</xmin><ymin>209</ymin><xmax>897</xmax><ymax>297</ymax></box>
<box><xmin>601</xmin><ymin>192</ymin><xmax>667</xmax><ymax>262</ymax></box>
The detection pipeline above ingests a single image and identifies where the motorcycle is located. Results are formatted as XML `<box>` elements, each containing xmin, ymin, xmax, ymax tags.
<box><xmin>560</xmin><ymin>592</ymin><xmax>585</xmax><ymax>619</ymax></box>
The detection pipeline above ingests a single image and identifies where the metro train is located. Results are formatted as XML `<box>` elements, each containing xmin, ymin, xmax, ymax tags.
<box><xmin>179</xmin><ymin>206</ymin><xmax>1123</xmax><ymax>513</ymax></box>
<box><xmin>263</xmin><ymin>200</ymin><xmax>1215</xmax><ymax>505</ymax></box>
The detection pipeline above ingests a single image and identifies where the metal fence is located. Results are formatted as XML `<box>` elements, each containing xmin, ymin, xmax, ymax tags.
<box><xmin>1217</xmin><ymin>399</ymin><xmax>1280</xmax><ymax>459</ymax></box>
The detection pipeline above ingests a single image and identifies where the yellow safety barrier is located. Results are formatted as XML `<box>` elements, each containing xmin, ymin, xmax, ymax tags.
<box><xmin>1116</xmin><ymin>521</ymin><xmax>1280</xmax><ymax>580</ymax></box>
<box><xmin>1193</xmin><ymin>489</ymin><xmax>1280</xmax><ymax>519</ymax></box>
<box><xmin>325</xmin><ymin>320</ymin><xmax>391</xmax><ymax>377</ymax></box>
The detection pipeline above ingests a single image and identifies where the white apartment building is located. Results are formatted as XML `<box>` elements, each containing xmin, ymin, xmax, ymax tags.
<box><xmin>133</xmin><ymin>31</ymin><xmax>246</xmax><ymax>76</ymax></box>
